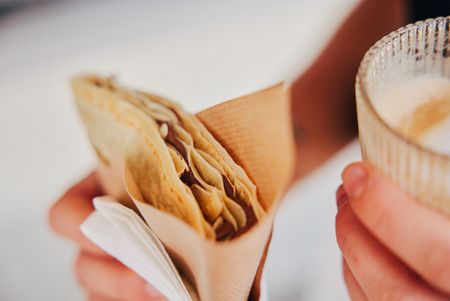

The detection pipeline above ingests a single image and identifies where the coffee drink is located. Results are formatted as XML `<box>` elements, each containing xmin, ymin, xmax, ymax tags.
<box><xmin>355</xmin><ymin>17</ymin><xmax>450</xmax><ymax>215</ymax></box>
<box><xmin>373</xmin><ymin>76</ymin><xmax>450</xmax><ymax>154</ymax></box>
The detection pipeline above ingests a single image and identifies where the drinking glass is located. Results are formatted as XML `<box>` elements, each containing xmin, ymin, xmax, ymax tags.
<box><xmin>356</xmin><ymin>16</ymin><xmax>450</xmax><ymax>214</ymax></box>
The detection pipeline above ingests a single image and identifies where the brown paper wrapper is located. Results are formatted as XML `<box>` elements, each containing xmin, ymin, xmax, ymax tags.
<box><xmin>101</xmin><ymin>83</ymin><xmax>295</xmax><ymax>300</ymax></box>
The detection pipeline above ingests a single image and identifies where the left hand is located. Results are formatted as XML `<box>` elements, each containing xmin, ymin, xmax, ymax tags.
<box><xmin>335</xmin><ymin>162</ymin><xmax>450</xmax><ymax>300</ymax></box>
<box><xmin>49</xmin><ymin>172</ymin><xmax>165</xmax><ymax>301</ymax></box>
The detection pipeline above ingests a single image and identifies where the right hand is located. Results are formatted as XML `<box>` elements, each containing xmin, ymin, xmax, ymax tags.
<box><xmin>336</xmin><ymin>163</ymin><xmax>450</xmax><ymax>300</ymax></box>
<box><xmin>49</xmin><ymin>171</ymin><xmax>165</xmax><ymax>301</ymax></box>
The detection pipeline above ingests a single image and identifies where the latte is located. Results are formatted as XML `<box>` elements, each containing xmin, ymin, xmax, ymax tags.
<box><xmin>373</xmin><ymin>76</ymin><xmax>450</xmax><ymax>154</ymax></box>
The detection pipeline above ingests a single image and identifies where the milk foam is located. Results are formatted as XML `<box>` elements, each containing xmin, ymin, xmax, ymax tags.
<box><xmin>373</xmin><ymin>75</ymin><xmax>450</xmax><ymax>154</ymax></box>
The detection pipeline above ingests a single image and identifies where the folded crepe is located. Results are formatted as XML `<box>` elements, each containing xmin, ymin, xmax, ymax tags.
<box><xmin>72</xmin><ymin>75</ymin><xmax>266</xmax><ymax>241</ymax></box>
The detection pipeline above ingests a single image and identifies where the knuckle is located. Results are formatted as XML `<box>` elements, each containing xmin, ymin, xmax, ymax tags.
<box><xmin>48</xmin><ymin>199</ymin><xmax>64</xmax><ymax>233</ymax></box>
<box><xmin>335</xmin><ymin>210</ymin><xmax>355</xmax><ymax>254</ymax></box>
<box><xmin>48</xmin><ymin>187</ymin><xmax>76</xmax><ymax>234</ymax></box>
<box><xmin>342</xmin><ymin>265</ymin><xmax>353</xmax><ymax>290</ymax></box>
<box><xmin>339</xmin><ymin>229</ymin><xmax>358</xmax><ymax>262</ymax></box>
<box><xmin>73</xmin><ymin>253</ymin><xmax>87</xmax><ymax>287</ymax></box>
<box><xmin>335</xmin><ymin>213</ymin><xmax>364</xmax><ymax>270</ymax></box>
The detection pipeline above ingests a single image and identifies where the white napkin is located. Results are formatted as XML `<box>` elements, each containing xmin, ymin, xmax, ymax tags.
<box><xmin>80</xmin><ymin>197</ymin><xmax>267</xmax><ymax>301</ymax></box>
<box><xmin>81</xmin><ymin>196</ymin><xmax>192</xmax><ymax>301</ymax></box>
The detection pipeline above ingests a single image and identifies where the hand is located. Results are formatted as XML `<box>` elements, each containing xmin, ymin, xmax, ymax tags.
<box><xmin>336</xmin><ymin>162</ymin><xmax>450</xmax><ymax>300</ymax></box>
<box><xmin>49</xmin><ymin>172</ymin><xmax>165</xmax><ymax>301</ymax></box>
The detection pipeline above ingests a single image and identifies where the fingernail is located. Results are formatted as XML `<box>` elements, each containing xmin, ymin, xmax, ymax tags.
<box><xmin>336</xmin><ymin>184</ymin><xmax>348</xmax><ymax>209</ymax></box>
<box><xmin>342</xmin><ymin>164</ymin><xmax>367</xmax><ymax>199</ymax></box>
<box><xmin>145</xmin><ymin>284</ymin><xmax>161</xmax><ymax>298</ymax></box>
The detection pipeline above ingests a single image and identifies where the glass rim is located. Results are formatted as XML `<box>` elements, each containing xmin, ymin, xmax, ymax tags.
<box><xmin>356</xmin><ymin>16</ymin><xmax>450</xmax><ymax>160</ymax></box>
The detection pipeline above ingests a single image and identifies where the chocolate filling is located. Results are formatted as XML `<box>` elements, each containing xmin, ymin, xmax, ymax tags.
<box><xmin>157</xmin><ymin>120</ymin><xmax>257</xmax><ymax>241</ymax></box>
<box><xmin>169</xmin><ymin>107</ymin><xmax>182</xmax><ymax>122</ymax></box>
<box><xmin>159</xmin><ymin>121</ymin><xmax>203</xmax><ymax>188</ymax></box>
<box><xmin>221</xmin><ymin>175</ymin><xmax>257</xmax><ymax>240</ymax></box>
<box><xmin>215</xmin><ymin>221</ymin><xmax>236</xmax><ymax>241</ymax></box>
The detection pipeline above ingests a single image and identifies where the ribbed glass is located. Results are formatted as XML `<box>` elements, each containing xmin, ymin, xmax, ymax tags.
<box><xmin>356</xmin><ymin>16</ymin><xmax>450</xmax><ymax>214</ymax></box>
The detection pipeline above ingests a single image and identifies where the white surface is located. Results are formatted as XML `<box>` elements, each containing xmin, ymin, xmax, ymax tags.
<box><xmin>266</xmin><ymin>142</ymin><xmax>360</xmax><ymax>301</ymax></box>
<box><xmin>0</xmin><ymin>0</ymin><xmax>359</xmax><ymax>300</ymax></box>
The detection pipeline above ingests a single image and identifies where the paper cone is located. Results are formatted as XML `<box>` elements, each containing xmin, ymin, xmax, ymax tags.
<box><xmin>77</xmin><ymin>79</ymin><xmax>295</xmax><ymax>300</ymax></box>
<box><xmin>124</xmin><ymin>83</ymin><xmax>294</xmax><ymax>301</ymax></box>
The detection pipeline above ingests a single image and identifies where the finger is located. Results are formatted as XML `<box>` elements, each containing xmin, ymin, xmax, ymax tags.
<box><xmin>336</xmin><ymin>195</ymin><xmax>448</xmax><ymax>300</ymax></box>
<box><xmin>75</xmin><ymin>251</ymin><xmax>164</xmax><ymax>301</ymax></box>
<box><xmin>87</xmin><ymin>294</ymin><xmax>164</xmax><ymax>301</ymax></box>
<box><xmin>338</xmin><ymin>185</ymin><xmax>368</xmax><ymax>301</ymax></box>
<box><xmin>49</xmin><ymin>171</ymin><xmax>105</xmax><ymax>255</ymax></box>
<box><xmin>87</xmin><ymin>293</ymin><xmax>127</xmax><ymax>301</ymax></box>
<box><xmin>342</xmin><ymin>162</ymin><xmax>450</xmax><ymax>295</ymax></box>
<box><xmin>342</xmin><ymin>259</ymin><xmax>368</xmax><ymax>301</ymax></box>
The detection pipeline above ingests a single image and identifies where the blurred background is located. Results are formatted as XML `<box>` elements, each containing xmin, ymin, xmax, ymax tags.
<box><xmin>0</xmin><ymin>1</ymin><xmax>447</xmax><ymax>300</ymax></box>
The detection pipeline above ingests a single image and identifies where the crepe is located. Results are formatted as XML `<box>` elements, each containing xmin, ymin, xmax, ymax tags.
<box><xmin>72</xmin><ymin>75</ymin><xmax>266</xmax><ymax>241</ymax></box>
